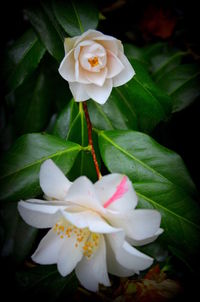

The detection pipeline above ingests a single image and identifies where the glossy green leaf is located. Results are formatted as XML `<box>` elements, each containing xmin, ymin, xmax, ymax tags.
<box><xmin>6</xmin><ymin>28</ymin><xmax>46</xmax><ymax>91</ymax></box>
<box><xmin>52</xmin><ymin>99</ymin><xmax>79</xmax><ymax>139</ymax></box>
<box><xmin>16</xmin><ymin>265</ymin><xmax>78</xmax><ymax>301</ymax></box>
<box><xmin>13</xmin><ymin>69</ymin><xmax>53</xmax><ymax>135</ymax></box>
<box><xmin>157</xmin><ymin>64</ymin><xmax>200</xmax><ymax>112</ymax></box>
<box><xmin>67</xmin><ymin>102</ymin><xmax>99</xmax><ymax>181</ymax></box>
<box><xmin>25</xmin><ymin>4</ymin><xmax>64</xmax><ymax>62</ymax></box>
<box><xmin>89</xmin><ymin>59</ymin><xmax>172</xmax><ymax>133</ymax></box>
<box><xmin>53</xmin><ymin>0</ymin><xmax>99</xmax><ymax>36</ymax></box>
<box><xmin>0</xmin><ymin>133</ymin><xmax>80</xmax><ymax>202</ymax></box>
<box><xmin>0</xmin><ymin>202</ymin><xmax>38</xmax><ymax>264</ymax></box>
<box><xmin>98</xmin><ymin>130</ymin><xmax>200</xmax><ymax>263</ymax></box>
<box><xmin>151</xmin><ymin>50</ymin><xmax>185</xmax><ymax>82</ymax></box>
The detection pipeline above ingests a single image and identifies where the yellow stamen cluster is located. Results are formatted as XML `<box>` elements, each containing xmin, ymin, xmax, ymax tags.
<box><xmin>88</xmin><ymin>56</ymin><xmax>99</xmax><ymax>67</ymax></box>
<box><xmin>53</xmin><ymin>220</ymin><xmax>100</xmax><ymax>259</ymax></box>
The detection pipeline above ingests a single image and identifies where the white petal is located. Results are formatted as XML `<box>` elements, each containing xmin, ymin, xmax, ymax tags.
<box><xmin>18</xmin><ymin>200</ymin><xmax>65</xmax><ymax>228</ymax></box>
<box><xmin>113</xmin><ymin>51</ymin><xmax>135</xmax><ymax>87</ymax></box>
<box><xmin>95</xmin><ymin>174</ymin><xmax>137</xmax><ymax>213</ymax></box>
<box><xmin>106</xmin><ymin>235</ymin><xmax>136</xmax><ymax>277</ymax></box>
<box><xmin>58</xmin><ymin>49</ymin><xmax>76</xmax><ymax>82</ymax></box>
<box><xmin>69</xmin><ymin>82</ymin><xmax>89</xmax><ymax>102</ymax></box>
<box><xmin>57</xmin><ymin>233</ymin><xmax>83</xmax><ymax>277</ymax></box>
<box><xmin>75</xmin><ymin>62</ymin><xmax>93</xmax><ymax>84</ymax></box>
<box><xmin>106</xmin><ymin>209</ymin><xmax>162</xmax><ymax>242</ymax></box>
<box><xmin>85</xmin><ymin>79</ymin><xmax>112</xmax><ymax>104</ymax></box>
<box><xmin>64</xmin><ymin>37</ymin><xmax>78</xmax><ymax>53</ymax></box>
<box><xmin>32</xmin><ymin>228</ymin><xmax>63</xmax><ymax>264</ymax></box>
<box><xmin>84</xmin><ymin>67</ymin><xmax>107</xmax><ymax>86</ymax></box>
<box><xmin>126</xmin><ymin>209</ymin><xmax>162</xmax><ymax>240</ymax></box>
<box><xmin>75</xmin><ymin>235</ymin><xmax>110</xmax><ymax>292</ymax></box>
<box><xmin>95</xmin><ymin>37</ymin><xmax>123</xmax><ymax>55</ymax></box>
<box><xmin>40</xmin><ymin>159</ymin><xmax>72</xmax><ymax>200</ymax></box>
<box><xmin>61</xmin><ymin>209</ymin><xmax>119</xmax><ymax>234</ymax></box>
<box><xmin>106</xmin><ymin>50</ymin><xmax>124</xmax><ymax>78</ymax></box>
<box><xmin>129</xmin><ymin>228</ymin><xmax>164</xmax><ymax>246</ymax></box>
<box><xmin>74</xmin><ymin>29</ymin><xmax>105</xmax><ymax>47</ymax></box>
<box><xmin>65</xmin><ymin>176</ymin><xmax>103</xmax><ymax>212</ymax></box>
<box><xmin>107</xmin><ymin>232</ymin><xmax>153</xmax><ymax>271</ymax></box>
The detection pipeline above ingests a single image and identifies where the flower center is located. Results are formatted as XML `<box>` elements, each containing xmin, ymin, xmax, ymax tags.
<box><xmin>53</xmin><ymin>220</ymin><xmax>100</xmax><ymax>259</ymax></box>
<box><xmin>88</xmin><ymin>56</ymin><xmax>99</xmax><ymax>68</ymax></box>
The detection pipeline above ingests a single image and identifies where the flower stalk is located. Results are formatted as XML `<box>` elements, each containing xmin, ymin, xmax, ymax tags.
<box><xmin>83</xmin><ymin>101</ymin><xmax>102</xmax><ymax>180</ymax></box>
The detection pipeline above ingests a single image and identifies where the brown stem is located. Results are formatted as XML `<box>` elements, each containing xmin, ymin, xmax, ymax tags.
<box><xmin>83</xmin><ymin>101</ymin><xmax>102</xmax><ymax>180</ymax></box>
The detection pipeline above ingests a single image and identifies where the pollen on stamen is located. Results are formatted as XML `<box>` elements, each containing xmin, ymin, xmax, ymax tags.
<box><xmin>88</xmin><ymin>56</ymin><xmax>99</xmax><ymax>67</ymax></box>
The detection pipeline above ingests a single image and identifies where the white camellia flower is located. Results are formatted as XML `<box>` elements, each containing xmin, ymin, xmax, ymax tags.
<box><xmin>18</xmin><ymin>159</ymin><xmax>163</xmax><ymax>292</ymax></box>
<box><xmin>58</xmin><ymin>29</ymin><xmax>135</xmax><ymax>104</ymax></box>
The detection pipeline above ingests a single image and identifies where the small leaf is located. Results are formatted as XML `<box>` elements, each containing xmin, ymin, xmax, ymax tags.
<box><xmin>98</xmin><ymin>130</ymin><xmax>200</xmax><ymax>264</ymax></box>
<box><xmin>53</xmin><ymin>0</ymin><xmax>99</xmax><ymax>36</ymax></box>
<box><xmin>6</xmin><ymin>28</ymin><xmax>46</xmax><ymax>91</ymax></box>
<box><xmin>0</xmin><ymin>133</ymin><xmax>80</xmax><ymax>202</ymax></box>
<box><xmin>25</xmin><ymin>4</ymin><xmax>64</xmax><ymax>62</ymax></box>
<box><xmin>157</xmin><ymin>64</ymin><xmax>200</xmax><ymax>112</ymax></box>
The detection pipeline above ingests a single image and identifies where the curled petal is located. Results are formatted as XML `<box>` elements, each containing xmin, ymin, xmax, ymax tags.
<box><xmin>18</xmin><ymin>200</ymin><xmax>65</xmax><ymax>228</ymax></box>
<box><xmin>59</xmin><ymin>49</ymin><xmax>76</xmax><ymax>82</ymax></box>
<box><xmin>74</xmin><ymin>29</ymin><xmax>105</xmax><ymax>48</ymax></box>
<box><xmin>95</xmin><ymin>174</ymin><xmax>137</xmax><ymax>213</ymax></box>
<box><xmin>57</xmin><ymin>233</ymin><xmax>83</xmax><ymax>277</ymax></box>
<box><xmin>129</xmin><ymin>228</ymin><xmax>164</xmax><ymax>246</ymax></box>
<box><xmin>85</xmin><ymin>79</ymin><xmax>112</xmax><ymax>104</ymax></box>
<box><xmin>106</xmin><ymin>236</ymin><xmax>137</xmax><ymax>277</ymax></box>
<box><xmin>83</xmin><ymin>67</ymin><xmax>108</xmax><ymax>86</ymax></box>
<box><xmin>32</xmin><ymin>228</ymin><xmax>64</xmax><ymax>264</ymax></box>
<box><xmin>61</xmin><ymin>209</ymin><xmax>119</xmax><ymax>234</ymax></box>
<box><xmin>107</xmin><ymin>232</ymin><xmax>153</xmax><ymax>271</ymax></box>
<box><xmin>75</xmin><ymin>235</ymin><xmax>110</xmax><ymax>292</ymax></box>
<box><xmin>107</xmin><ymin>209</ymin><xmax>162</xmax><ymax>242</ymax></box>
<box><xmin>64</xmin><ymin>36</ymin><xmax>78</xmax><ymax>54</ymax></box>
<box><xmin>69</xmin><ymin>82</ymin><xmax>89</xmax><ymax>102</ymax></box>
<box><xmin>40</xmin><ymin>159</ymin><xmax>72</xmax><ymax>200</ymax></box>
<box><xmin>113</xmin><ymin>51</ymin><xmax>135</xmax><ymax>87</ymax></box>
<box><xmin>65</xmin><ymin>176</ymin><xmax>102</xmax><ymax>211</ymax></box>
<box><xmin>106</xmin><ymin>50</ymin><xmax>124</xmax><ymax>79</ymax></box>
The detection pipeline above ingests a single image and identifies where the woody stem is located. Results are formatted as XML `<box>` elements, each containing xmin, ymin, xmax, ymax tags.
<box><xmin>82</xmin><ymin>101</ymin><xmax>102</xmax><ymax>180</ymax></box>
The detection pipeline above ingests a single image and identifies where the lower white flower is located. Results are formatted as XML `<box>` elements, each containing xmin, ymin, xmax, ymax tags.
<box><xmin>18</xmin><ymin>159</ymin><xmax>163</xmax><ymax>292</ymax></box>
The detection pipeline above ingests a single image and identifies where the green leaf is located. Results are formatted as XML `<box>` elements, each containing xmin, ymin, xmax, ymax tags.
<box><xmin>157</xmin><ymin>64</ymin><xmax>200</xmax><ymax>112</ymax></box>
<box><xmin>25</xmin><ymin>4</ymin><xmax>64</xmax><ymax>62</ymax></box>
<box><xmin>89</xmin><ymin>59</ymin><xmax>172</xmax><ymax>133</ymax></box>
<box><xmin>67</xmin><ymin>102</ymin><xmax>99</xmax><ymax>181</ymax></box>
<box><xmin>98</xmin><ymin>130</ymin><xmax>200</xmax><ymax>263</ymax></box>
<box><xmin>0</xmin><ymin>202</ymin><xmax>38</xmax><ymax>264</ymax></box>
<box><xmin>13</xmin><ymin>68</ymin><xmax>53</xmax><ymax>135</ymax></box>
<box><xmin>6</xmin><ymin>28</ymin><xmax>46</xmax><ymax>91</ymax></box>
<box><xmin>16</xmin><ymin>265</ymin><xmax>78</xmax><ymax>301</ymax></box>
<box><xmin>124</xmin><ymin>43</ymin><xmax>148</xmax><ymax>66</ymax></box>
<box><xmin>151</xmin><ymin>50</ymin><xmax>185</xmax><ymax>82</ymax></box>
<box><xmin>52</xmin><ymin>99</ymin><xmax>79</xmax><ymax>139</ymax></box>
<box><xmin>53</xmin><ymin>0</ymin><xmax>99</xmax><ymax>36</ymax></box>
<box><xmin>0</xmin><ymin>133</ymin><xmax>80</xmax><ymax>202</ymax></box>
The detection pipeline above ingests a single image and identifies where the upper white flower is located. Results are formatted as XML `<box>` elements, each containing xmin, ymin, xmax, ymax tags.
<box><xmin>18</xmin><ymin>159</ymin><xmax>163</xmax><ymax>292</ymax></box>
<box><xmin>58</xmin><ymin>29</ymin><xmax>135</xmax><ymax>104</ymax></box>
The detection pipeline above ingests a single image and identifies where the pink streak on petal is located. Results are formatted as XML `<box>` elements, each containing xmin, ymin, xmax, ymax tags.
<box><xmin>103</xmin><ymin>176</ymin><xmax>129</xmax><ymax>208</ymax></box>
